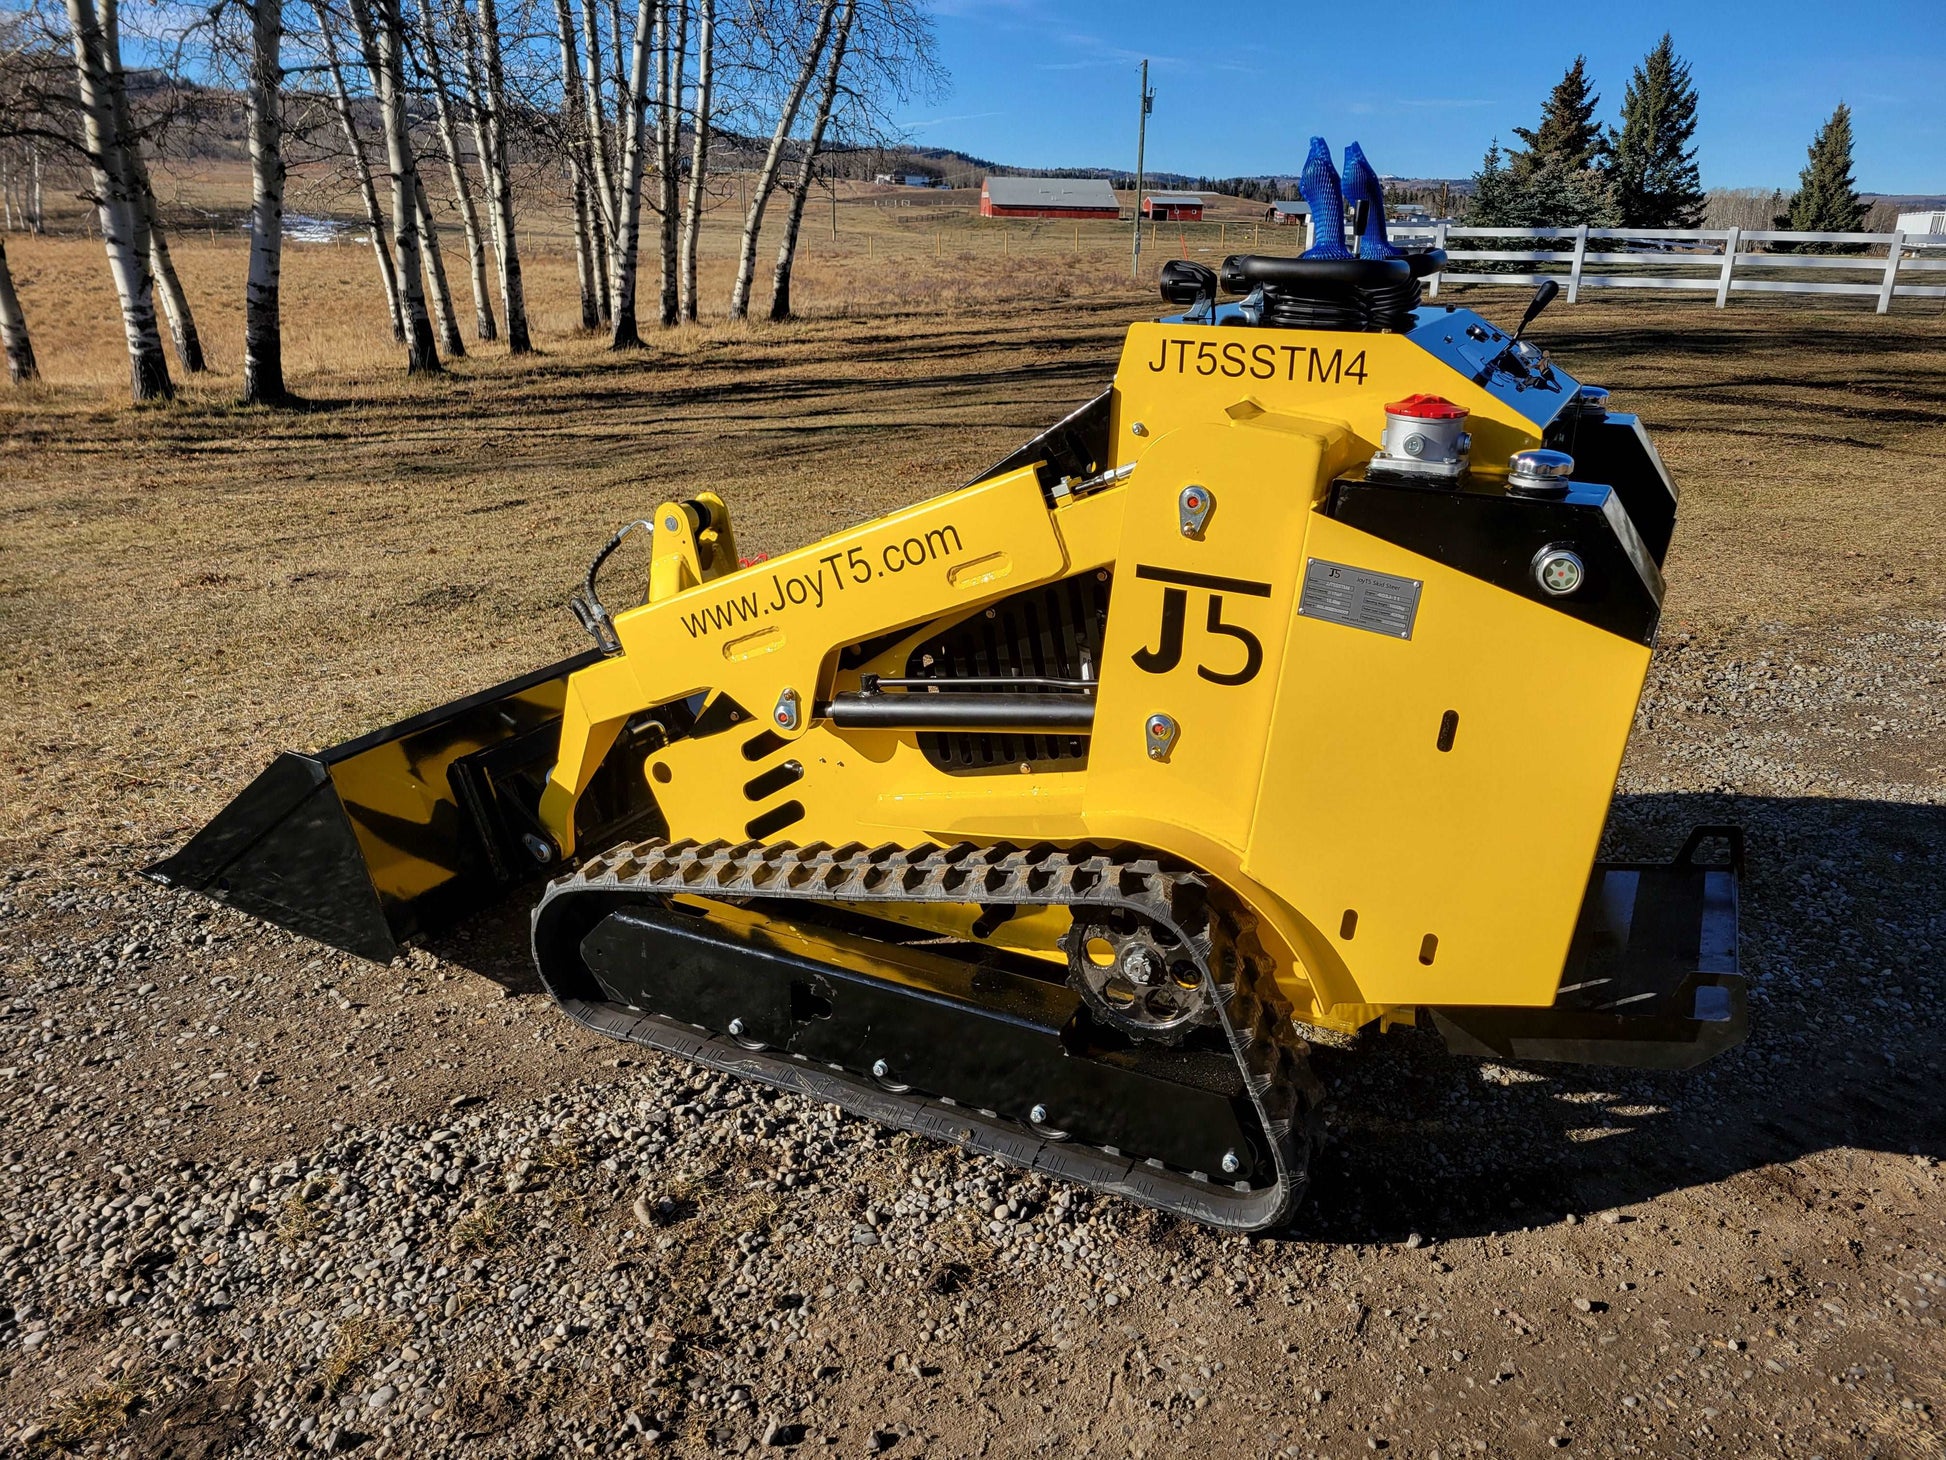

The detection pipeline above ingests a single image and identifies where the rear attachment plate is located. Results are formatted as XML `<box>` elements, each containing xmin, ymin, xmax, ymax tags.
<box><xmin>1432</xmin><ymin>825</ymin><xmax>1746</xmax><ymax>1069</ymax></box>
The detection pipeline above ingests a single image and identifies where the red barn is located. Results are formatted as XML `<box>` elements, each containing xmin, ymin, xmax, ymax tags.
<box><xmin>1142</xmin><ymin>192</ymin><xmax>1204</xmax><ymax>221</ymax></box>
<box><xmin>980</xmin><ymin>176</ymin><xmax>1121</xmax><ymax>219</ymax></box>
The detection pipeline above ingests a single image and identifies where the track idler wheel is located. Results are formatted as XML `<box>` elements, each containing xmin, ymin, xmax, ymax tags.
<box><xmin>1063</xmin><ymin>908</ymin><xmax>1215</xmax><ymax>1045</ymax></box>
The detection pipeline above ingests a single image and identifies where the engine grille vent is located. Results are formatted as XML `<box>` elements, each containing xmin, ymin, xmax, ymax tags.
<box><xmin>903</xmin><ymin>572</ymin><xmax>1110</xmax><ymax>773</ymax></box>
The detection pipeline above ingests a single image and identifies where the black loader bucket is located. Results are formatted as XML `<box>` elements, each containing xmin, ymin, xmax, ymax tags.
<box><xmin>146</xmin><ymin>652</ymin><xmax>611</xmax><ymax>963</ymax></box>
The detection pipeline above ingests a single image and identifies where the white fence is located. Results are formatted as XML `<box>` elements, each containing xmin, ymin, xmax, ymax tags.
<box><xmin>1389</xmin><ymin>225</ymin><xmax>1946</xmax><ymax>314</ymax></box>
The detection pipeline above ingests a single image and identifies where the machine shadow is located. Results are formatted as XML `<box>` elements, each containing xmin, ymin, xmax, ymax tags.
<box><xmin>424</xmin><ymin>790</ymin><xmax>1943</xmax><ymax>1247</ymax></box>
<box><xmin>1288</xmin><ymin>789</ymin><xmax>1945</xmax><ymax>1246</ymax></box>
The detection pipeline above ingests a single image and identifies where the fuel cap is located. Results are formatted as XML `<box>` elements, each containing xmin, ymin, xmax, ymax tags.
<box><xmin>1507</xmin><ymin>448</ymin><xmax>1574</xmax><ymax>497</ymax></box>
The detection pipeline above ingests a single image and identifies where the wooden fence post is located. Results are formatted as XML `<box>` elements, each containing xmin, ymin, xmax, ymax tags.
<box><xmin>1426</xmin><ymin>221</ymin><xmax>1448</xmax><ymax>300</ymax></box>
<box><xmin>1877</xmin><ymin>232</ymin><xmax>1905</xmax><ymax>314</ymax></box>
<box><xmin>1567</xmin><ymin>225</ymin><xmax>1589</xmax><ymax>303</ymax></box>
<box><xmin>1715</xmin><ymin>227</ymin><xmax>1740</xmax><ymax>309</ymax></box>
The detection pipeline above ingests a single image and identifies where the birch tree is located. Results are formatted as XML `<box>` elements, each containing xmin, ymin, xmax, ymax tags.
<box><xmin>579</xmin><ymin>0</ymin><xmax>619</xmax><ymax>314</ymax></box>
<box><xmin>767</xmin><ymin>0</ymin><xmax>852</xmax><ymax>321</ymax></box>
<box><xmin>677</xmin><ymin>0</ymin><xmax>712</xmax><ymax>322</ymax></box>
<box><xmin>727</xmin><ymin>0</ymin><xmax>837</xmax><ymax>322</ymax></box>
<box><xmin>316</xmin><ymin>1</ymin><xmax>405</xmax><ymax>340</ymax></box>
<box><xmin>655</xmin><ymin>0</ymin><xmax>685</xmax><ymax>327</ymax></box>
<box><xmin>607</xmin><ymin>0</ymin><xmax>656</xmax><ymax>347</ymax></box>
<box><xmin>415</xmin><ymin>0</ymin><xmax>496</xmax><ymax>340</ymax></box>
<box><xmin>0</xmin><ymin>236</ymin><xmax>37</xmax><ymax>385</ymax></box>
<box><xmin>550</xmin><ymin>0</ymin><xmax>602</xmax><ymax>328</ymax></box>
<box><xmin>460</xmin><ymin>0</ymin><xmax>530</xmax><ymax>353</ymax></box>
<box><xmin>99</xmin><ymin>0</ymin><xmax>205</xmax><ymax>373</ymax></box>
<box><xmin>241</xmin><ymin>0</ymin><xmax>286</xmax><ymax>404</ymax></box>
<box><xmin>1</xmin><ymin>144</ymin><xmax>49</xmax><ymax>234</ymax></box>
<box><xmin>64</xmin><ymin>0</ymin><xmax>171</xmax><ymax>399</ymax></box>
<box><xmin>414</xmin><ymin>172</ymin><xmax>465</xmax><ymax>356</ymax></box>
<box><xmin>360</xmin><ymin>0</ymin><xmax>440</xmax><ymax>372</ymax></box>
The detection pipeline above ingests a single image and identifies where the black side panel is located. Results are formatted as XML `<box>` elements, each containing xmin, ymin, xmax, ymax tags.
<box><xmin>1327</xmin><ymin>470</ymin><xmax>1664</xmax><ymax>646</ymax></box>
<box><xmin>966</xmin><ymin>390</ymin><xmax>1112</xmax><ymax>490</ymax></box>
<box><xmin>1566</xmin><ymin>413</ymin><xmax>1679</xmax><ymax>565</ymax></box>
<box><xmin>146</xmin><ymin>752</ymin><xmax>399</xmax><ymax>963</ymax></box>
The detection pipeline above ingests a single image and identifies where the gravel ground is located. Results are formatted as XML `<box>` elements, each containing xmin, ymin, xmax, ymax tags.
<box><xmin>3</xmin><ymin>299</ymin><xmax>1943</xmax><ymax>1458</ymax></box>
<box><xmin>4</xmin><ymin>610</ymin><xmax>1941</xmax><ymax>1459</ymax></box>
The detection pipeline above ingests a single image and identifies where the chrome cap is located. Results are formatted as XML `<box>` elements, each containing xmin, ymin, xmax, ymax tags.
<box><xmin>1576</xmin><ymin>384</ymin><xmax>1611</xmax><ymax>416</ymax></box>
<box><xmin>1507</xmin><ymin>448</ymin><xmax>1575</xmax><ymax>496</ymax></box>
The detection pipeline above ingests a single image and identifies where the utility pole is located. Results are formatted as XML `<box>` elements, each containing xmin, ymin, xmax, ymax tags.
<box><xmin>1131</xmin><ymin>59</ymin><xmax>1153</xmax><ymax>279</ymax></box>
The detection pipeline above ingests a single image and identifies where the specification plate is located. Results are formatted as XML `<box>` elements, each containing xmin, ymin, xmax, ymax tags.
<box><xmin>1298</xmin><ymin>559</ymin><xmax>1423</xmax><ymax>640</ymax></box>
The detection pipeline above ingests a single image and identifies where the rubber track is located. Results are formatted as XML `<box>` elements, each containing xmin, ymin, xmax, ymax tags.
<box><xmin>531</xmin><ymin>838</ymin><xmax>1322</xmax><ymax>1232</ymax></box>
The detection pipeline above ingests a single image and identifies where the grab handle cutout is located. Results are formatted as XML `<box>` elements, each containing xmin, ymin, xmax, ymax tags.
<box><xmin>1436</xmin><ymin>710</ymin><xmax>1459</xmax><ymax>753</ymax></box>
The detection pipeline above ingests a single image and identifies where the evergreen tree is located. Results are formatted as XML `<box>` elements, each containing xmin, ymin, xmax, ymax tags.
<box><xmin>1519</xmin><ymin>158</ymin><xmax>1619</xmax><ymax>228</ymax></box>
<box><xmin>1470</xmin><ymin>138</ymin><xmax>1615</xmax><ymax>231</ymax></box>
<box><xmin>1467</xmin><ymin>141</ymin><xmax>1521</xmax><ymax>224</ymax></box>
<box><xmin>1776</xmin><ymin>103</ymin><xmax>1866</xmax><ymax>252</ymax></box>
<box><xmin>1511</xmin><ymin>56</ymin><xmax>1605</xmax><ymax>177</ymax></box>
<box><xmin>1607</xmin><ymin>33</ymin><xmax>1705</xmax><ymax>227</ymax></box>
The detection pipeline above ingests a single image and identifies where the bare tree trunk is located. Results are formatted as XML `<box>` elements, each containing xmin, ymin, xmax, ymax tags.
<box><xmin>143</xmin><ymin>198</ymin><xmax>206</xmax><ymax>372</ymax></box>
<box><xmin>242</xmin><ymin>0</ymin><xmax>286</xmax><ymax>404</ymax></box>
<box><xmin>768</xmin><ymin>0</ymin><xmax>854</xmax><ymax>323</ymax></box>
<box><xmin>607</xmin><ymin>0</ymin><xmax>656</xmax><ymax>347</ymax></box>
<box><xmin>64</xmin><ymin>0</ymin><xmax>171</xmax><ymax>400</ymax></box>
<box><xmin>605</xmin><ymin>0</ymin><xmax>629</xmax><ymax>148</ymax></box>
<box><xmin>576</xmin><ymin>0</ymin><xmax>615</xmax><ymax>321</ymax></box>
<box><xmin>678</xmin><ymin>0</ymin><xmax>712</xmax><ymax>323</ymax></box>
<box><xmin>0</xmin><ymin>237</ymin><xmax>38</xmax><ymax>385</ymax></box>
<box><xmin>551</xmin><ymin>0</ymin><xmax>601</xmax><ymax>330</ymax></box>
<box><xmin>416</xmin><ymin>0</ymin><xmax>496</xmax><ymax>341</ymax></box>
<box><xmin>727</xmin><ymin>0</ymin><xmax>838</xmax><ymax>322</ymax></box>
<box><xmin>29</xmin><ymin>147</ymin><xmax>43</xmax><ymax>233</ymax></box>
<box><xmin>98</xmin><ymin>0</ymin><xmax>205</xmax><ymax>374</ymax></box>
<box><xmin>568</xmin><ymin>169</ymin><xmax>600</xmax><ymax>329</ymax></box>
<box><xmin>580</xmin><ymin>0</ymin><xmax>617</xmax><ymax>238</ymax></box>
<box><xmin>468</xmin><ymin>0</ymin><xmax>530</xmax><ymax>353</ymax></box>
<box><xmin>576</xmin><ymin>0</ymin><xmax>614</xmax><ymax>320</ymax></box>
<box><xmin>361</xmin><ymin>0</ymin><xmax>440</xmax><ymax>372</ymax></box>
<box><xmin>453</xmin><ymin>8</ymin><xmax>505</xmax><ymax>323</ymax></box>
<box><xmin>415</xmin><ymin>174</ymin><xmax>465</xmax><ymax>357</ymax></box>
<box><xmin>316</xmin><ymin>2</ymin><xmax>405</xmax><ymax>341</ymax></box>
<box><xmin>590</xmin><ymin>171</ymin><xmax>612</xmax><ymax>321</ymax></box>
<box><xmin>656</xmin><ymin>0</ymin><xmax>684</xmax><ymax>328</ymax></box>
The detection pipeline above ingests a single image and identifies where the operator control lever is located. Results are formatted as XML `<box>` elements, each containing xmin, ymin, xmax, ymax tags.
<box><xmin>1514</xmin><ymin>278</ymin><xmax>1560</xmax><ymax>342</ymax></box>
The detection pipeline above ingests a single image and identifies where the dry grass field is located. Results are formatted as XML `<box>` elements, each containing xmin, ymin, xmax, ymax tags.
<box><xmin>1</xmin><ymin>225</ymin><xmax>1944</xmax><ymax>1458</ymax></box>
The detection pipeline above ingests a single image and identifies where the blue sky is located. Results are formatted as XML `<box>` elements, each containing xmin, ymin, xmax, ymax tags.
<box><xmin>899</xmin><ymin>0</ymin><xmax>1945</xmax><ymax>194</ymax></box>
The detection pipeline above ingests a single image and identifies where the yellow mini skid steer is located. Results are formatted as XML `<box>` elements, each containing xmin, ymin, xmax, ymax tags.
<box><xmin>150</xmin><ymin>159</ymin><xmax>1743</xmax><ymax>1230</ymax></box>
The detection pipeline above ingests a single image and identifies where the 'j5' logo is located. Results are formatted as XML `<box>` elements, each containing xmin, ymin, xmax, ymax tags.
<box><xmin>1130</xmin><ymin>565</ymin><xmax>1271</xmax><ymax>686</ymax></box>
